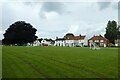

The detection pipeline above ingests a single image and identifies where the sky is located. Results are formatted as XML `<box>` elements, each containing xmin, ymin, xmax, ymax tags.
<box><xmin>0</xmin><ymin>0</ymin><xmax>119</xmax><ymax>40</ymax></box>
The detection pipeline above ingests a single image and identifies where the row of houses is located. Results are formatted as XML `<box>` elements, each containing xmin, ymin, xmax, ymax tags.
<box><xmin>27</xmin><ymin>38</ymin><xmax>55</xmax><ymax>46</ymax></box>
<box><xmin>55</xmin><ymin>35</ymin><xmax>109</xmax><ymax>47</ymax></box>
<box><xmin>31</xmin><ymin>35</ymin><xmax>113</xmax><ymax>47</ymax></box>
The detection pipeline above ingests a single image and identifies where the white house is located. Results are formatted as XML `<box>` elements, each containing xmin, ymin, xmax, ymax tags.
<box><xmin>64</xmin><ymin>35</ymin><xmax>86</xmax><ymax>47</ymax></box>
<box><xmin>33</xmin><ymin>40</ymin><xmax>41</xmax><ymax>46</ymax></box>
<box><xmin>27</xmin><ymin>39</ymin><xmax>55</xmax><ymax>46</ymax></box>
<box><xmin>55</xmin><ymin>35</ymin><xmax>87</xmax><ymax>47</ymax></box>
<box><xmin>41</xmin><ymin>39</ymin><xmax>55</xmax><ymax>46</ymax></box>
<box><xmin>27</xmin><ymin>39</ymin><xmax>40</xmax><ymax>46</ymax></box>
<box><xmin>55</xmin><ymin>38</ymin><xmax>65</xmax><ymax>46</ymax></box>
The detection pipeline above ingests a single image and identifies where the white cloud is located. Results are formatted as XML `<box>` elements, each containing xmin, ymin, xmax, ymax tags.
<box><xmin>1</xmin><ymin>1</ymin><xmax>118</xmax><ymax>40</ymax></box>
<box><xmin>39</xmin><ymin>2</ymin><xmax>65</xmax><ymax>19</ymax></box>
<box><xmin>44</xmin><ymin>12</ymin><xmax>59</xmax><ymax>19</ymax></box>
<box><xmin>67</xmin><ymin>25</ymin><xmax>79</xmax><ymax>34</ymax></box>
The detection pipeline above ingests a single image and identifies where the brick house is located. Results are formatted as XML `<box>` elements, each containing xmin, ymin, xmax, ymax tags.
<box><xmin>88</xmin><ymin>35</ymin><xmax>109</xmax><ymax>47</ymax></box>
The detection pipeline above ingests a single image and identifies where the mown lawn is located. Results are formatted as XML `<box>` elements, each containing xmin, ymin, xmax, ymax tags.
<box><xmin>2</xmin><ymin>46</ymin><xmax>118</xmax><ymax>78</ymax></box>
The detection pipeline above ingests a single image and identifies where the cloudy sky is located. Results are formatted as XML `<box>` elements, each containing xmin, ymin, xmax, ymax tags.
<box><xmin>0</xmin><ymin>0</ymin><xmax>118</xmax><ymax>40</ymax></box>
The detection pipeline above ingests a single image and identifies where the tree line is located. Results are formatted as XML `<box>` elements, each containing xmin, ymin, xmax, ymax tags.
<box><xmin>2</xmin><ymin>20</ymin><xmax>120</xmax><ymax>46</ymax></box>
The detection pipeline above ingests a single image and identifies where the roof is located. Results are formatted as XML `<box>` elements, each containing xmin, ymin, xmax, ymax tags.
<box><xmin>89</xmin><ymin>35</ymin><xmax>108</xmax><ymax>41</ymax></box>
<box><xmin>64</xmin><ymin>36</ymin><xmax>85</xmax><ymax>40</ymax></box>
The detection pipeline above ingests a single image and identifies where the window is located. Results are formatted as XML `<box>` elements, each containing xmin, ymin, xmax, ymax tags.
<box><xmin>89</xmin><ymin>40</ymin><xmax>93</xmax><ymax>42</ymax></box>
<box><xmin>66</xmin><ymin>40</ymin><xmax>69</xmax><ymax>42</ymax></box>
<box><xmin>100</xmin><ymin>40</ymin><xmax>104</xmax><ymax>42</ymax></box>
<box><xmin>79</xmin><ymin>40</ymin><xmax>81</xmax><ymax>42</ymax></box>
<box><xmin>95</xmin><ymin>40</ymin><xmax>99</xmax><ymax>42</ymax></box>
<box><xmin>70</xmin><ymin>40</ymin><xmax>72</xmax><ymax>42</ymax></box>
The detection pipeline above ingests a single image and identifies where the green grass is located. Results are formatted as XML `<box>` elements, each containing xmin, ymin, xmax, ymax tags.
<box><xmin>2</xmin><ymin>46</ymin><xmax>118</xmax><ymax>78</ymax></box>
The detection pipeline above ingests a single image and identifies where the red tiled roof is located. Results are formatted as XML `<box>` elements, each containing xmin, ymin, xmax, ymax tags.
<box><xmin>89</xmin><ymin>36</ymin><xmax>108</xmax><ymax>41</ymax></box>
<box><xmin>65</xmin><ymin>36</ymin><xmax>85</xmax><ymax>40</ymax></box>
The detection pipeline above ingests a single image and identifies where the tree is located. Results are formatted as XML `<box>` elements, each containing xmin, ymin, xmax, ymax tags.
<box><xmin>104</xmin><ymin>20</ymin><xmax>118</xmax><ymax>44</ymax></box>
<box><xmin>38</xmin><ymin>38</ymin><xmax>43</xmax><ymax>43</ymax></box>
<box><xmin>118</xmin><ymin>25</ymin><xmax>120</xmax><ymax>35</ymax></box>
<box><xmin>2</xmin><ymin>21</ymin><xmax>38</xmax><ymax>46</ymax></box>
<box><xmin>64</xmin><ymin>33</ymin><xmax>74</xmax><ymax>38</ymax></box>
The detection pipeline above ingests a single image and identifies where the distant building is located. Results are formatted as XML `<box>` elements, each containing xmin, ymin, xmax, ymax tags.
<box><xmin>27</xmin><ymin>38</ymin><xmax>55</xmax><ymax>46</ymax></box>
<box><xmin>88</xmin><ymin>35</ymin><xmax>109</xmax><ymax>47</ymax></box>
<box><xmin>41</xmin><ymin>39</ymin><xmax>55</xmax><ymax>46</ymax></box>
<box><xmin>55</xmin><ymin>38</ymin><xmax>65</xmax><ymax>46</ymax></box>
<box><xmin>27</xmin><ymin>39</ymin><xmax>40</xmax><ymax>46</ymax></box>
<box><xmin>64</xmin><ymin>35</ymin><xmax>87</xmax><ymax>47</ymax></box>
<box><xmin>33</xmin><ymin>40</ymin><xmax>41</xmax><ymax>46</ymax></box>
<box><xmin>55</xmin><ymin>35</ymin><xmax>88</xmax><ymax>47</ymax></box>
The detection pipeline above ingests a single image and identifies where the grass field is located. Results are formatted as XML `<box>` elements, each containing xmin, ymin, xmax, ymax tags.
<box><xmin>2</xmin><ymin>46</ymin><xmax>118</xmax><ymax>78</ymax></box>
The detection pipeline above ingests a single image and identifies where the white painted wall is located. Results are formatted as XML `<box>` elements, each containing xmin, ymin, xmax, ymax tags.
<box><xmin>55</xmin><ymin>37</ymin><xmax>87</xmax><ymax>47</ymax></box>
<box><xmin>83</xmin><ymin>37</ymin><xmax>88</xmax><ymax>46</ymax></box>
<box><xmin>55</xmin><ymin>40</ymin><xmax>65</xmax><ymax>46</ymax></box>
